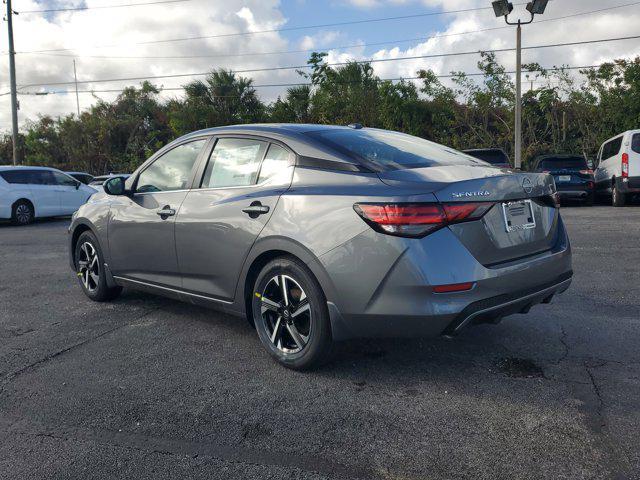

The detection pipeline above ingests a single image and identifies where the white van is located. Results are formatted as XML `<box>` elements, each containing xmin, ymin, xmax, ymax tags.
<box><xmin>0</xmin><ymin>166</ymin><xmax>96</xmax><ymax>225</ymax></box>
<box><xmin>594</xmin><ymin>130</ymin><xmax>640</xmax><ymax>206</ymax></box>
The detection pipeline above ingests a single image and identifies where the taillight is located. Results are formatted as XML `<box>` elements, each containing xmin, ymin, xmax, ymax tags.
<box><xmin>579</xmin><ymin>169</ymin><xmax>594</xmax><ymax>175</ymax></box>
<box><xmin>542</xmin><ymin>170</ymin><xmax>551</xmax><ymax>174</ymax></box>
<box><xmin>622</xmin><ymin>153</ymin><xmax>629</xmax><ymax>178</ymax></box>
<box><xmin>353</xmin><ymin>202</ymin><xmax>494</xmax><ymax>238</ymax></box>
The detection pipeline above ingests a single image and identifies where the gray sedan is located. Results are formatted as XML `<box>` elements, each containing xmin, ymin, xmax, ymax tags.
<box><xmin>68</xmin><ymin>124</ymin><xmax>572</xmax><ymax>369</ymax></box>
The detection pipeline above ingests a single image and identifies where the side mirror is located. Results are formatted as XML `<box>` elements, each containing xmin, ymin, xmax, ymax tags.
<box><xmin>104</xmin><ymin>176</ymin><xmax>128</xmax><ymax>196</ymax></box>
<box><xmin>75</xmin><ymin>181</ymin><xmax>81</xmax><ymax>190</ymax></box>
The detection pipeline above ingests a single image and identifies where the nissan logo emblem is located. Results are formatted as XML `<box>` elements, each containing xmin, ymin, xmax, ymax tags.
<box><xmin>522</xmin><ymin>178</ymin><xmax>533</xmax><ymax>194</ymax></box>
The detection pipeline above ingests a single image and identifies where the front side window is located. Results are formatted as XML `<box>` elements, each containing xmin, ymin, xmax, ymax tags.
<box><xmin>307</xmin><ymin>128</ymin><xmax>481</xmax><ymax>170</ymax></box>
<box><xmin>136</xmin><ymin>139</ymin><xmax>207</xmax><ymax>193</ymax></box>
<box><xmin>201</xmin><ymin>138</ymin><xmax>267</xmax><ymax>188</ymax></box>
<box><xmin>52</xmin><ymin>171</ymin><xmax>78</xmax><ymax>187</ymax></box>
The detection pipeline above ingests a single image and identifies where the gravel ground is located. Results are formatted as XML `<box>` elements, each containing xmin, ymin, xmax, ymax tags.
<box><xmin>0</xmin><ymin>205</ymin><xmax>639</xmax><ymax>480</ymax></box>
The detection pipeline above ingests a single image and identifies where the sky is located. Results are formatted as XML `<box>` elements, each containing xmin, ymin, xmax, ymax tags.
<box><xmin>1</xmin><ymin>0</ymin><xmax>639</xmax><ymax>129</ymax></box>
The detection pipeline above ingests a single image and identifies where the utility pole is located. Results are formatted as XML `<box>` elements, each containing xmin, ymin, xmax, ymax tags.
<box><xmin>73</xmin><ymin>59</ymin><xmax>80</xmax><ymax>116</ymax></box>
<box><xmin>515</xmin><ymin>22</ymin><xmax>522</xmax><ymax>170</ymax></box>
<box><xmin>5</xmin><ymin>0</ymin><xmax>19</xmax><ymax>165</ymax></box>
<box><xmin>493</xmin><ymin>0</ymin><xmax>549</xmax><ymax>170</ymax></box>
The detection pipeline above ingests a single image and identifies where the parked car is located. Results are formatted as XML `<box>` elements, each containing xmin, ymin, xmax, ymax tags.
<box><xmin>530</xmin><ymin>154</ymin><xmax>595</xmax><ymax>205</ymax></box>
<box><xmin>69</xmin><ymin>124</ymin><xmax>572</xmax><ymax>370</ymax></box>
<box><xmin>0</xmin><ymin>166</ymin><xmax>96</xmax><ymax>225</ymax></box>
<box><xmin>89</xmin><ymin>174</ymin><xmax>130</xmax><ymax>190</ymax></box>
<box><xmin>594</xmin><ymin>130</ymin><xmax>640</xmax><ymax>206</ymax></box>
<box><xmin>66</xmin><ymin>172</ymin><xmax>94</xmax><ymax>185</ymax></box>
<box><xmin>463</xmin><ymin>148</ymin><xmax>511</xmax><ymax>168</ymax></box>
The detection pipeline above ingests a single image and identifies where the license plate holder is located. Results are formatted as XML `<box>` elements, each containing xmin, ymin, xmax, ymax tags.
<box><xmin>501</xmin><ymin>200</ymin><xmax>536</xmax><ymax>233</ymax></box>
<box><xmin>557</xmin><ymin>175</ymin><xmax>571</xmax><ymax>182</ymax></box>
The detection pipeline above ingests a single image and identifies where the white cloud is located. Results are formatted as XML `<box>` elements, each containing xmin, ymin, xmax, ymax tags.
<box><xmin>1</xmin><ymin>0</ymin><xmax>639</xmax><ymax>129</ymax></box>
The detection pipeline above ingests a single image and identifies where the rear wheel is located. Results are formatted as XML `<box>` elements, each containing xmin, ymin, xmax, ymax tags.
<box><xmin>612</xmin><ymin>182</ymin><xmax>626</xmax><ymax>207</ymax></box>
<box><xmin>11</xmin><ymin>200</ymin><xmax>34</xmax><ymax>225</ymax></box>
<box><xmin>251</xmin><ymin>257</ymin><xmax>332</xmax><ymax>370</ymax></box>
<box><xmin>74</xmin><ymin>231</ymin><xmax>122</xmax><ymax>302</ymax></box>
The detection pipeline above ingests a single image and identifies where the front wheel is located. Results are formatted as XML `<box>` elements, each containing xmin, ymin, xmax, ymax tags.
<box><xmin>74</xmin><ymin>231</ymin><xmax>122</xmax><ymax>302</ymax></box>
<box><xmin>251</xmin><ymin>257</ymin><xmax>332</xmax><ymax>370</ymax></box>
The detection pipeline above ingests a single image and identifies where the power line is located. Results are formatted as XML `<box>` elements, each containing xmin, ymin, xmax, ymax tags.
<box><xmin>15</xmin><ymin>0</ymin><xmax>636</xmax><ymax>57</ymax></box>
<box><xmin>17</xmin><ymin>2</ymin><xmax>533</xmax><ymax>54</ymax></box>
<box><xmin>18</xmin><ymin>0</ymin><xmax>190</xmax><ymax>14</ymax></box>
<box><xmin>5</xmin><ymin>64</ymin><xmax>609</xmax><ymax>98</ymax></box>
<box><xmin>15</xmin><ymin>34</ymin><xmax>640</xmax><ymax>90</ymax></box>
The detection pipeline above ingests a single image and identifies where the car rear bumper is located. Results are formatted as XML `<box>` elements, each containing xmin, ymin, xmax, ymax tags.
<box><xmin>320</xmin><ymin>214</ymin><xmax>572</xmax><ymax>341</ymax></box>
<box><xmin>618</xmin><ymin>176</ymin><xmax>640</xmax><ymax>193</ymax></box>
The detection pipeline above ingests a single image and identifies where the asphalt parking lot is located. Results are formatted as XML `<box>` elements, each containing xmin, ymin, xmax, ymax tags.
<box><xmin>1</xmin><ymin>205</ymin><xmax>639</xmax><ymax>480</ymax></box>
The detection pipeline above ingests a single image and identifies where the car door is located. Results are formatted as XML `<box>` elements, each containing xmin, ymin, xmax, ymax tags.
<box><xmin>175</xmin><ymin>137</ymin><xmax>294</xmax><ymax>301</ymax></box>
<box><xmin>50</xmin><ymin>171</ymin><xmax>88</xmax><ymax>214</ymax></box>
<box><xmin>108</xmin><ymin>138</ymin><xmax>209</xmax><ymax>288</ymax></box>
<box><xmin>27</xmin><ymin>170</ymin><xmax>63</xmax><ymax>217</ymax></box>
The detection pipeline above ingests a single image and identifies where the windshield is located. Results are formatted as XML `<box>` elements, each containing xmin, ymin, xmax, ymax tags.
<box><xmin>540</xmin><ymin>157</ymin><xmax>587</xmax><ymax>171</ymax></box>
<box><xmin>306</xmin><ymin>128</ymin><xmax>482</xmax><ymax>170</ymax></box>
<box><xmin>465</xmin><ymin>150</ymin><xmax>509</xmax><ymax>165</ymax></box>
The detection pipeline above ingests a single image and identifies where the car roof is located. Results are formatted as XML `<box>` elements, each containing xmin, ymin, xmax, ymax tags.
<box><xmin>0</xmin><ymin>165</ymin><xmax>60</xmax><ymax>172</ymax></box>
<box><xmin>463</xmin><ymin>148</ymin><xmax>506</xmax><ymax>153</ymax></box>
<box><xmin>534</xmin><ymin>154</ymin><xmax>585</xmax><ymax>161</ymax></box>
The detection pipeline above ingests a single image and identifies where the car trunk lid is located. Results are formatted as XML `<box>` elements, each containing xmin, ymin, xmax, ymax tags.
<box><xmin>377</xmin><ymin>165</ymin><xmax>559</xmax><ymax>266</ymax></box>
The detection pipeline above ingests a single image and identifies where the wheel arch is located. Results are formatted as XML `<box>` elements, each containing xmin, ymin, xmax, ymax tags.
<box><xmin>12</xmin><ymin>198</ymin><xmax>35</xmax><ymax>217</ymax></box>
<box><xmin>236</xmin><ymin>237</ymin><xmax>339</xmax><ymax>324</ymax></box>
<box><xmin>69</xmin><ymin>219</ymin><xmax>102</xmax><ymax>269</ymax></box>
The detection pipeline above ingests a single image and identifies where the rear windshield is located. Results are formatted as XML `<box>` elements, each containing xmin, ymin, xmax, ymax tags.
<box><xmin>632</xmin><ymin>134</ymin><xmax>640</xmax><ymax>154</ymax></box>
<box><xmin>539</xmin><ymin>157</ymin><xmax>587</xmax><ymax>170</ymax></box>
<box><xmin>465</xmin><ymin>150</ymin><xmax>509</xmax><ymax>165</ymax></box>
<box><xmin>306</xmin><ymin>129</ymin><xmax>482</xmax><ymax>170</ymax></box>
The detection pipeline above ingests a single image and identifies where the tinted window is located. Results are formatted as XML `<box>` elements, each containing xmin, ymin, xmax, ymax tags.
<box><xmin>258</xmin><ymin>144</ymin><xmax>292</xmax><ymax>184</ymax></box>
<box><xmin>137</xmin><ymin>139</ymin><xmax>206</xmax><ymax>193</ymax></box>
<box><xmin>29</xmin><ymin>170</ymin><xmax>56</xmax><ymax>185</ymax></box>
<box><xmin>464</xmin><ymin>150</ymin><xmax>509</xmax><ymax>165</ymax></box>
<box><xmin>539</xmin><ymin>157</ymin><xmax>587</xmax><ymax>171</ymax></box>
<box><xmin>632</xmin><ymin>134</ymin><xmax>640</xmax><ymax>154</ymax></box>
<box><xmin>603</xmin><ymin>137</ymin><xmax>623</xmax><ymax>159</ymax></box>
<box><xmin>201</xmin><ymin>138</ymin><xmax>267</xmax><ymax>188</ymax></box>
<box><xmin>0</xmin><ymin>170</ymin><xmax>31</xmax><ymax>184</ymax></box>
<box><xmin>307</xmin><ymin>129</ymin><xmax>480</xmax><ymax>170</ymax></box>
<box><xmin>52</xmin><ymin>171</ymin><xmax>78</xmax><ymax>187</ymax></box>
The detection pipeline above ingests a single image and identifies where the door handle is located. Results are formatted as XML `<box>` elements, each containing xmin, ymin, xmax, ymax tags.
<box><xmin>157</xmin><ymin>206</ymin><xmax>176</xmax><ymax>218</ymax></box>
<box><xmin>242</xmin><ymin>202</ymin><xmax>270</xmax><ymax>218</ymax></box>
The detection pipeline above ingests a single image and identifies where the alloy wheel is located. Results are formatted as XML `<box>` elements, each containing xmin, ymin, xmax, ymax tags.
<box><xmin>77</xmin><ymin>242</ymin><xmax>100</xmax><ymax>293</ymax></box>
<box><xmin>15</xmin><ymin>204</ymin><xmax>32</xmax><ymax>224</ymax></box>
<box><xmin>259</xmin><ymin>274</ymin><xmax>311</xmax><ymax>354</ymax></box>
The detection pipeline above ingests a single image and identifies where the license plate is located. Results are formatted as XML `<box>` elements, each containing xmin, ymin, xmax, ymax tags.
<box><xmin>557</xmin><ymin>175</ymin><xmax>571</xmax><ymax>182</ymax></box>
<box><xmin>501</xmin><ymin>200</ymin><xmax>536</xmax><ymax>233</ymax></box>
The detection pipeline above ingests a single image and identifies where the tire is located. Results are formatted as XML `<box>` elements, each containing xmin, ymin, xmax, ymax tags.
<box><xmin>251</xmin><ymin>256</ymin><xmax>332</xmax><ymax>370</ymax></box>
<box><xmin>11</xmin><ymin>200</ymin><xmax>34</xmax><ymax>225</ymax></box>
<box><xmin>74</xmin><ymin>231</ymin><xmax>122</xmax><ymax>302</ymax></box>
<box><xmin>612</xmin><ymin>182</ymin><xmax>626</xmax><ymax>207</ymax></box>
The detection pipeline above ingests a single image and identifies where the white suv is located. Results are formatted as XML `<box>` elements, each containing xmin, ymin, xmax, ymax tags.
<box><xmin>594</xmin><ymin>130</ymin><xmax>640</xmax><ymax>206</ymax></box>
<box><xmin>0</xmin><ymin>166</ymin><xmax>96</xmax><ymax>225</ymax></box>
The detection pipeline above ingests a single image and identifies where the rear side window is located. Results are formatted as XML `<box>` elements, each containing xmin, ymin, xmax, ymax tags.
<box><xmin>540</xmin><ymin>158</ymin><xmax>587</xmax><ymax>170</ymax></box>
<box><xmin>0</xmin><ymin>170</ymin><xmax>31</xmax><ymax>184</ymax></box>
<box><xmin>137</xmin><ymin>139</ymin><xmax>206</xmax><ymax>193</ymax></box>
<box><xmin>632</xmin><ymin>134</ymin><xmax>640</xmax><ymax>154</ymax></box>
<box><xmin>201</xmin><ymin>138</ymin><xmax>268</xmax><ymax>188</ymax></box>
<box><xmin>307</xmin><ymin>129</ymin><xmax>480</xmax><ymax>170</ymax></box>
<box><xmin>603</xmin><ymin>137</ymin><xmax>623</xmax><ymax>159</ymax></box>
<box><xmin>258</xmin><ymin>144</ymin><xmax>292</xmax><ymax>184</ymax></box>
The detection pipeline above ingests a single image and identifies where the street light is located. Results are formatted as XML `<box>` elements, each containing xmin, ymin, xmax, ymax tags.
<box><xmin>493</xmin><ymin>1</ymin><xmax>549</xmax><ymax>170</ymax></box>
